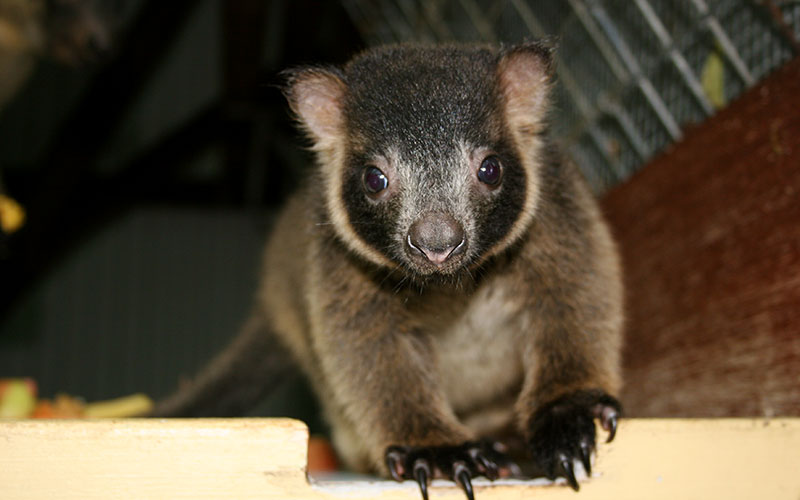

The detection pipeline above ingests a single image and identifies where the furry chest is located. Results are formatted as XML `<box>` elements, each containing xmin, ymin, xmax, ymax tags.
<box><xmin>429</xmin><ymin>285</ymin><xmax>526</xmax><ymax>422</ymax></box>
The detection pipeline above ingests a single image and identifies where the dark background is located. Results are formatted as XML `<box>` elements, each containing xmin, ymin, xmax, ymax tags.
<box><xmin>0</xmin><ymin>0</ymin><xmax>363</xmax><ymax>425</ymax></box>
<box><xmin>1</xmin><ymin>0</ymin><xmax>798</xmax><ymax>421</ymax></box>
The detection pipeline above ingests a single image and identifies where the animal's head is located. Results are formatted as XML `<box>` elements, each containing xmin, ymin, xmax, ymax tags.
<box><xmin>284</xmin><ymin>42</ymin><xmax>554</xmax><ymax>279</ymax></box>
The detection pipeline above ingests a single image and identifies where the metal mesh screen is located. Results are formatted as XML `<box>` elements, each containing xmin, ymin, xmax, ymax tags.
<box><xmin>342</xmin><ymin>0</ymin><xmax>800</xmax><ymax>193</ymax></box>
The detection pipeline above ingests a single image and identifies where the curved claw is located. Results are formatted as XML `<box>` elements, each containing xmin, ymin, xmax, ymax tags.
<box><xmin>454</xmin><ymin>464</ymin><xmax>474</xmax><ymax>500</ymax></box>
<box><xmin>560</xmin><ymin>456</ymin><xmax>579</xmax><ymax>491</ymax></box>
<box><xmin>594</xmin><ymin>397</ymin><xmax>621</xmax><ymax>443</ymax></box>
<box><xmin>605</xmin><ymin>413</ymin><xmax>618</xmax><ymax>443</ymax></box>
<box><xmin>503</xmin><ymin>459</ymin><xmax>523</xmax><ymax>478</ymax></box>
<box><xmin>475</xmin><ymin>453</ymin><xmax>498</xmax><ymax>480</ymax></box>
<box><xmin>385</xmin><ymin>449</ymin><xmax>404</xmax><ymax>482</ymax></box>
<box><xmin>413</xmin><ymin>460</ymin><xmax>431</xmax><ymax>500</ymax></box>
<box><xmin>579</xmin><ymin>441</ymin><xmax>592</xmax><ymax>476</ymax></box>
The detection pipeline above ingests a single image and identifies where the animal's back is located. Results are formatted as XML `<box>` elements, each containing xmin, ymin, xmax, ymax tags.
<box><xmin>259</xmin><ymin>189</ymin><xmax>316</xmax><ymax>375</ymax></box>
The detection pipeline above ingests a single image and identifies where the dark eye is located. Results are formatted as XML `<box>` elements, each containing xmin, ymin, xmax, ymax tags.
<box><xmin>477</xmin><ymin>155</ymin><xmax>502</xmax><ymax>186</ymax></box>
<box><xmin>363</xmin><ymin>166</ymin><xmax>388</xmax><ymax>194</ymax></box>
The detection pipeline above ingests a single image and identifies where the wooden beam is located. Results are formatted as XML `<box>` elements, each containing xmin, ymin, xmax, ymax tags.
<box><xmin>1</xmin><ymin>418</ymin><xmax>799</xmax><ymax>499</ymax></box>
<box><xmin>603</xmin><ymin>56</ymin><xmax>800</xmax><ymax>417</ymax></box>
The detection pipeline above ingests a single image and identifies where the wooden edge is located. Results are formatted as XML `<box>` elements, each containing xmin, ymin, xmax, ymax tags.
<box><xmin>1</xmin><ymin>418</ymin><xmax>799</xmax><ymax>499</ymax></box>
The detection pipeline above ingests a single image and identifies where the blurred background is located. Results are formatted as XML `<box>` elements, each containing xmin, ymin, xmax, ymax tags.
<box><xmin>0</xmin><ymin>0</ymin><xmax>798</xmax><ymax>418</ymax></box>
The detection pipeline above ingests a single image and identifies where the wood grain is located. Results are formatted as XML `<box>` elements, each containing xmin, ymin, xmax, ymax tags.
<box><xmin>603</xmin><ymin>57</ymin><xmax>800</xmax><ymax>417</ymax></box>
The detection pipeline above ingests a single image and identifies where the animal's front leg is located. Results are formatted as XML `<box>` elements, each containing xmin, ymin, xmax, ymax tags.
<box><xmin>527</xmin><ymin>390</ymin><xmax>621</xmax><ymax>490</ymax></box>
<box><xmin>319</xmin><ymin>323</ymin><xmax>515</xmax><ymax>499</ymax></box>
<box><xmin>514</xmin><ymin>268</ymin><xmax>623</xmax><ymax>490</ymax></box>
<box><xmin>312</xmin><ymin>287</ymin><xmax>512</xmax><ymax>500</ymax></box>
<box><xmin>517</xmin><ymin>330</ymin><xmax>622</xmax><ymax>491</ymax></box>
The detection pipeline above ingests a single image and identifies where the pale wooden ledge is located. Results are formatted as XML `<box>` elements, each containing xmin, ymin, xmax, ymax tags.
<box><xmin>1</xmin><ymin>418</ymin><xmax>798</xmax><ymax>499</ymax></box>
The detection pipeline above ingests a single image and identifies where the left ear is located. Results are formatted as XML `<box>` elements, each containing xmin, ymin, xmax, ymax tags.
<box><xmin>282</xmin><ymin>66</ymin><xmax>347</xmax><ymax>152</ymax></box>
<box><xmin>496</xmin><ymin>41</ymin><xmax>555</xmax><ymax>141</ymax></box>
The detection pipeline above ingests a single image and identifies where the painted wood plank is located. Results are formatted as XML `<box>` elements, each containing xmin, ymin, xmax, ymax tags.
<box><xmin>1</xmin><ymin>418</ymin><xmax>799</xmax><ymax>499</ymax></box>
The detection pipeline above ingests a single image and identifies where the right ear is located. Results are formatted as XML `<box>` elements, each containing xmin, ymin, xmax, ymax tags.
<box><xmin>283</xmin><ymin>67</ymin><xmax>347</xmax><ymax>151</ymax></box>
<box><xmin>496</xmin><ymin>41</ymin><xmax>555</xmax><ymax>142</ymax></box>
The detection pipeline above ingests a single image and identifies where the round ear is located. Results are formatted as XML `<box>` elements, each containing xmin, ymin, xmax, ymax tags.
<box><xmin>283</xmin><ymin>67</ymin><xmax>347</xmax><ymax>150</ymax></box>
<box><xmin>496</xmin><ymin>42</ymin><xmax>555</xmax><ymax>141</ymax></box>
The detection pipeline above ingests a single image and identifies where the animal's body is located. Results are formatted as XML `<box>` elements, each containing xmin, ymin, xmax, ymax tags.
<box><xmin>154</xmin><ymin>42</ymin><xmax>624</xmax><ymax>499</ymax></box>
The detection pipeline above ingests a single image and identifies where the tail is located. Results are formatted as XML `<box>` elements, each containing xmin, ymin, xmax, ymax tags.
<box><xmin>151</xmin><ymin>311</ymin><xmax>297</xmax><ymax>417</ymax></box>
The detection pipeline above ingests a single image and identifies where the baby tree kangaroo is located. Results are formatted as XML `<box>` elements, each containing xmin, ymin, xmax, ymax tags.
<box><xmin>155</xmin><ymin>42</ymin><xmax>623</xmax><ymax>500</ymax></box>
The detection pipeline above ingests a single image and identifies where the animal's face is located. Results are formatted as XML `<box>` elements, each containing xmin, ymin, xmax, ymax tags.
<box><xmin>286</xmin><ymin>43</ymin><xmax>553</xmax><ymax>279</ymax></box>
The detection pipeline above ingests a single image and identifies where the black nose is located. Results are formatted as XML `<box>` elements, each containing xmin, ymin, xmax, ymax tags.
<box><xmin>406</xmin><ymin>213</ymin><xmax>466</xmax><ymax>265</ymax></box>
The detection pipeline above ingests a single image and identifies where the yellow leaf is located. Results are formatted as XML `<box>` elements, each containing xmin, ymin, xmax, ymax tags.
<box><xmin>84</xmin><ymin>393</ymin><xmax>154</xmax><ymax>418</ymax></box>
<box><xmin>701</xmin><ymin>48</ymin><xmax>726</xmax><ymax>109</ymax></box>
<box><xmin>0</xmin><ymin>194</ymin><xmax>26</xmax><ymax>233</ymax></box>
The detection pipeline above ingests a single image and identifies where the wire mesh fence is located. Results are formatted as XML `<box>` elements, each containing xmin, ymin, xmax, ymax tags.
<box><xmin>341</xmin><ymin>0</ymin><xmax>800</xmax><ymax>193</ymax></box>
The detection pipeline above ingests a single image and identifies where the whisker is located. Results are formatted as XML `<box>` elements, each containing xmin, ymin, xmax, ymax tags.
<box><xmin>464</xmin><ymin>267</ymin><xmax>477</xmax><ymax>286</ymax></box>
<box><xmin>392</xmin><ymin>275</ymin><xmax>410</xmax><ymax>295</ymax></box>
<box><xmin>378</xmin><ymin>266</ymin><xmax>400</xmax><ymax>289</ymax></box>
<box><xmin>313</xmin><ymin>219</ymin><xmax>383</xmax><ymax>227</ymax></box>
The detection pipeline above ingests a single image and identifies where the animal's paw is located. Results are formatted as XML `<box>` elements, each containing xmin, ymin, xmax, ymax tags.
<box><xmin>528</xmin><ymin>390</ymin><xmax>621</xmax><ymax>491</ymax></box>
<box><xmin>384</xmin><ymin>440</ymin><xmax>517</xmax><ymax>500</ymax></box>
